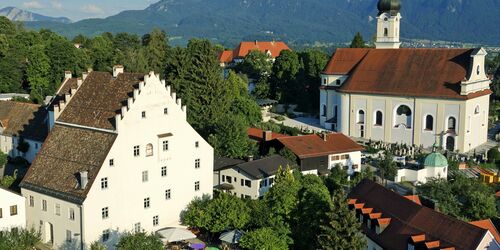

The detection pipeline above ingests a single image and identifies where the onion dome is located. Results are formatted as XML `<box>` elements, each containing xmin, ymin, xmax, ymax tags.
<box><xmin>423</xmin><ymin>152</ymin><xmax>448</xmax><ymax>168</ymax></box>
<box><xmin>377</xmin><ymin>0</ymin><xmax>401</xmax><ymax>15</ymax></box>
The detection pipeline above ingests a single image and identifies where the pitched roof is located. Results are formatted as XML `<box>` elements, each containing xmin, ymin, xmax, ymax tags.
<box><xmin>233</xmin><ymin>41</ymin><xmax>290</xmax><ymax>59</ymax></box>
<box><xmin>247</xmin><ymin>128</ymin><xmax>288</xmax><ymax>142</ymax></box>
<box><xmin>277</xmin><ymin>133</ymin><xmax>364</xmax><ymax>159</ymax></box>
<box><xmin>0</xmin><ymin>101</ymin><xmax>48</xmax><ymax>141</ymax></box>
<box><xmin>218</xmin><ymin>50</ymin><xmax>234</xmax><ymax>64</ymax></box>
<box><xmin>57</xmin><ymin>71</ymin><xmax>144</xmax><ymax>130</ymax></box>
<box><xmin>349</xmin><ymin>179</ymin><xmax>489</xmax><ymax>250</ymax></box>
<box><xmin>324</xmin><ymin>48</ymin><xmax>492</xmax><ymax>100</ymax></box>
<box><xmin>235</xmin><ymin>155</ymin><xmax>294</xmax><ymax>179</ymax></box>
<box><xmin>404</xmin><ymin>195</ymin><xmax>422</xmax><ymax>205</ymax></box>
<box><xmin>214</xmin><ymin>157</ymin><xmax>245</xmax><ymax>171</ymax></box>
<box><xmin>469</xmin><ymin>219</ymin><xmax>500</xmax><ymax>244</ymax></box>
<box><xmin>20</xmin><ymin>124</ymin><xmax>116</xmax><ymax>204</ymax></box>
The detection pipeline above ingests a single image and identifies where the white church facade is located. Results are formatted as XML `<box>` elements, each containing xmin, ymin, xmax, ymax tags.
<box><xmin>320</xmin><ymin>0</ymin><xmax>491</xmax><ymax>153</ymax></box>
<box><xmin>20</xmin><ymin>67</ymin><xmax>213</xmax><ymax>249</ymax></box>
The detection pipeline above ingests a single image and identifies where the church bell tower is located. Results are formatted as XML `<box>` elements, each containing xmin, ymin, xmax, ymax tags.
<box><xmin>375</xmin><ymin>0</ymin><xmax>402</xmax><ymax>49</ymax></box>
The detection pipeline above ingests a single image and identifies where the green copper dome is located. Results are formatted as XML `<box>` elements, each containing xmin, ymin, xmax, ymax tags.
<box><xmin>423</xmin><ymin>152</ymin><xmax>448</xmax><ymax>168</ymax></box>
<box><xmin>377</xmin><ymin>0</ymin><xmax>401</xmax><ymax>15</ymax></box>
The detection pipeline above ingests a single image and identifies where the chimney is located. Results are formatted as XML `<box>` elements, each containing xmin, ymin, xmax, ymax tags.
<box><xmin>82</xmin><ymin>71</ymin><xmax>88</xmax><ymax>81</ymax></box>
<box><xmin>321</xmin><ymin>132</ymin><xmax>328</xmax><ymax>141</ymax></box>
<box><xmin>263</xmin><ymin>130</ymin><xmax>273</xmax><ymax>141</ymax></box>
<box><xmin>255</xmin><ymin>40</ymin><xmax>258</xmax><ymax>45</ymax></box>
<box><xmin>113</xmin><ymin>65</ymin><xmax>124</xmax><ymax>78</ymax></box>
<box><xmin>247</xmin><ymin>155</ymin><xmax>254</xmax><ymax>162</ymax></box>
<box><xmin>79</xmin><ymin>171</ymin><xmax>88</xmax><ymax>190</ymax></box>
<box><xmin>64</xmin><ymin>71</ymin><xmax>72</xmax><ymax>79</ymax></box>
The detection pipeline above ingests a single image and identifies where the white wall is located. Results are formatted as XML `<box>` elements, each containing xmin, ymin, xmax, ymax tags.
<box><xmin>328</xmin><ymin>151</ymin><xmax>362</xmax><ymax>172</ymax></box>
<box><xmin>0</xmin><ymin>188</ymin><xmax>26</xmax><ymax>231</ymax></box>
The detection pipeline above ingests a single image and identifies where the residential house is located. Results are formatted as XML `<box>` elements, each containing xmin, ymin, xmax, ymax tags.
<box><xmin>218</xmin><ymin>41</ymin><xmax>291</xmax><ymax>67</ymax></box>
<box><xmin>20</xmin><ymin>66</ymin><xmax>213</xmax><ymax>249</ymax></box>
<box><xmin>275</xmin><ymin>133</ymin><xmax>364</xmax><ymax>175</ymax></box>
<box><xmin>214</xmin><ymin>155</ymin><xmax>294</xmax><ymax>199</ymax></box>
<box><xmin>320</xmin><ymin>0</ymin><xmax>491</xmax><ymax>153</ymax></box>
<box><xmin>0</xmin><ymin>101</ymin><xmax>48</xmax><ymax>163</ymax></box>
<box><xmin>0</xmin><ymin>187</ymin><xmax>26</xmax><ymax>230</ymax></box>
<box><xmin>349</xmin><ymin>179</ymin><xmax>500</xmax><ymax>250</ymax></box>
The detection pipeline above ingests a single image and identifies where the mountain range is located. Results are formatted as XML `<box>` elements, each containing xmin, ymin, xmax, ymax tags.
<box><xmin>0</xmin><ymin>7</ymin><xmax>71</xmax><ymax>23</ymax></box>
<box><xmin>19</xmin><ymin>0</ymin><xmax>500</xmax><ymax>46</ymax></box>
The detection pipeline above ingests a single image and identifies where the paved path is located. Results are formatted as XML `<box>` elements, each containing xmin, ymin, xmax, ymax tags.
<box><xmin>270</xmin><ymin>113</ymin><xmax>326</xmax><ymax>133</ymax></box>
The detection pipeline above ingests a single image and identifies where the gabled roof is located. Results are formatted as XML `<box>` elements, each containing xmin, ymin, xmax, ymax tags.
<box><xmin>235</xmin><ymin>155</ymin><xmax>293</xmax><ymax>179</ymax></box>
<box><xmin>470</xmin><ymin>219</ymin><xmax>500</xmax><ymax>244</ymax></box>
<box><xmin>247</xmin><ymin>128</ymin><xmax>288</xmax><ymax>142</ymax></box>
<box><xmin>214</xmin><ymin>157</ymin><xmax>245</xmax><ymax>171</ymax></box>
<box><xmin>20</xmin><ymin>124</ymin><xmax>116</xmax><ymax>204</ymax></box>
<box><xmin>218</xmin><ymin>50</ymin><xmax>234</xmax><ymax>64</ymax></box>
<box><xmin>349</xmin><ymin>179</ymin><xmax>489</xmax><ymax>250</ymax></box>
<box><xmin>57</xmin><ymin>71</ymin><xmax>144</xmax><ymax>130</ymax></box>
<box><xmin>233</xmin><ymin>41</ymin><xmax>290</xmax><ymax>59</ymax></box>
<box><xmin>324</xmin><ymin>48</ymin><xmax>492</xmax><ymax>100</ymax></box>
<box><xmin>0</xmin><ymin>100</ymin><xmax>48</xmax><ymax>142</ymax></box>
<box><xmin>403</xmin><ymin>195</ymin><xmax>422</xmax><ymax>205</ymax></box>
<box><xmin>277</xmin><ymin>133</ymin><xmax>364</xmax><ymax>159</ymax></box>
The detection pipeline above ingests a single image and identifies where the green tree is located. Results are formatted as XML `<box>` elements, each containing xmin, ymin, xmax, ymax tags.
<box><xmin>208</xmin><ymin>114</ymin><xmax>254</xmax><ymax>159</ymax></box>
<box><xmin>89</xmin><ymin>241</ymin><xmax>107</xmax><ymax>250</ymax></box>
<box><xmin>1</xmin><ymin>169</ymin><xmax>17</xmax><ymax>188</ymax></box>
<box><xmin>89</xmin><ymin>35</ymin><xmax>115</xmax><ymax>72</ymax></box>
<box><xmin>270</xmin><ymin>50</ymin><xmax>302</xmax><ymax>103</ymax></box>
<box><xmin>145</xmin><ymin>29</ymin><xmax>169</xmax><ymax>75</ymax></box>
<box><xmin>180</xmin><ymin>194</ymin><xmax>212</xmax><ymax>230</ymax></box>
<box><xmin>487</xmin><ymin>147</ymin><xmax>500</xmax><ymax>164</ymax></box>
<box><xmin>116</xmin><ymin>232</ymin><xmax>163</xmax><ymax>250</ymax></box>
<box><xmin>279</xmin><ymin>148</ymin><xmax>298</xmax><ymax>164</ymax></box>
<box><xmin>0</xmin><ymin>151</ymin><xmax>7</xmax><ymax>168</ymax></box>
<box><xmin>350</xmin><ymin>32</ymin><xmax>367</xmax><ymax>48</ymax></box>
<box><xmin>418</xmin><ymin>178</ymin><xmax>461</xmax><ymax>218</ymax></box>
<box><xmin>317</xmin><ymin>190</ymin><xmax>366</xmax><ymax>249</ymax></box>
<box><xmin>27</xmin><ymin>45</ymin><xmax>51</xmax><ymax>103</ymax></box>
<box><xmin>236</xmin><ymin>50</ymin><xmax>273</xmax><ymax>80</ymax></box>
<box><xmin>0</xmin><ymin>227</ymin><xmax>41</xmax><ymax>250</ymax></box>
<box><xmin>205</xmin><ymin>192</ymin><xmax>250</xmax><ymax>232</ymax></box>
<box><xmin>297</xmin><ymin>49</ymin><xmax>329</xmax><ymax>112</ymax></box>
<box><xmin>378</xmin><ymin>151</ymin><xmax>397</xmax><ymax>184</ymax></box>
<box><xmin>239</xmin><ymin>228</ymin><xmax>288</xmax><ymax>250</ymax></box>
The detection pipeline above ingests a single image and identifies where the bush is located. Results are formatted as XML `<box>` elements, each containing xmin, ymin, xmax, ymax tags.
<box><xmin>116</xmin><ymin>232</ymin><xmax>163</xmax><ymax>250</ymax></box>
<box><xmin>0</xmin><ymin>169</ymin><xmax>17</xmax><ymax>188</ymax></box>
<box><xmin>487</xmin><ymin>147</ymin><xmax>500</xmax><ymax>164</ymax></box>
<box><xmin>0</xmin><ymin>228</ymin><xmax>41</xmax><ymax>250</ymax></box>
<box><xmin>275</xmin><ymin>115</ymin><xmax>286</xmax><ymax>121</ymax></box>
<box><xmin>0</xmin><ymin>151</ymin><xmax>7</xmax><ymax>168</ymax></box>
<box><xmin>90</xmin><ymin>242</ymin><xmax>107</xmax><ymax>250</ymax></box>
<box><xmin>239</xmin><ymin>228</ymin><xmax>288</xmax><ymax>250</ymax></box>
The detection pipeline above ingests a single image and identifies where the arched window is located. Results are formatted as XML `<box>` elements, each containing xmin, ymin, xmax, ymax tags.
<box><xmin>395</xmin><ymin>105</ymin><xmax>412</xmax><ymax>128</ymax></box>
<box><xmin>146</xmin><ymin>143</ymin><xmax>153</xmax><ymax>157</ymax></box>
<box><xmin>375</xmin><ymin>111</ymin><xmax>383</xmax><ymax>126</ymax></box>
<box><xmin>474</xmin><ymin>105</ymin><xmax>480</xmax><ymax>114</ymax></box>
<box><xmin>322</xmin><ymin>105</ymin><xmax>327</xmax><ymax>117</ymax></box>
<box><xmin>447</xmin><ymin>117</ymin><xmax>456</xmax><ymax>131</ymax></box>
<box><xmin>357</xmin><ymin>110</ymin><xmax>365</xmax><ymax>124</ymax></box>
<box><xmin>446</xmin><ymin>136</ymin><xmax>455</xmax><ymax>151</ymax></box>
<box><xmin>384</xmin><ymin>28</ymin><xmax>388</xmax><ymax>37</ymax></box>
<box><xmin>425</xmin><ymin>115</ymin><xmax>434</xmax><ymax>131</ymax></box>
<box><xmin>323</xmin><ymin>78</ymin><xmax>327</xmax><ymax>85</ymax></box>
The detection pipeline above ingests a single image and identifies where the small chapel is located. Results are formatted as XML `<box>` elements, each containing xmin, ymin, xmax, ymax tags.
<box><xmin>319</xmin><ymin>0</ymin><xmax>492</xmax><ymax>153</ymax></box>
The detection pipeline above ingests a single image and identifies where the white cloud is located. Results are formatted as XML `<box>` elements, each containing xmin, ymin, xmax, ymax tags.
<box><xmin>23</xmin><ymin>1</ymin><xmax>43</xmax><ymax>9</ymax></box>
<box><xmin>51</xmin><ymin>0</ymin><xmax>63</xmax><ymax>11</ymax></box>
<box><xmin>82</xmin><ymin>4</ymin><xmax>104</xmax><ymax>14</ymax></box>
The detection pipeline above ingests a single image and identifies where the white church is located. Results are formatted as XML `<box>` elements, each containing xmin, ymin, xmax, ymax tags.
<box><xmin>320</xmin><ymin>0</ymin><xmax>491</xmax><ymax>153</ymax></box>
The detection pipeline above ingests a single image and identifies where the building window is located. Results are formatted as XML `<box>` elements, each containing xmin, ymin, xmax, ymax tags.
<box><xmin>0</xmin><ymin>208</ymin><xmax>2</xmax><ymax>218</ymax></box>
<box><xmin>102</xmin><ymin>229</ymin><xmax>110</xmax><ymax>242</ymax></box>
<box><xmin>102</xmin><ymin>207</ymin><xmax>109</xmax><ymax>219</ymax></box>
<box><xmin>55</xmin><ymin>204</ymin><xmax>60</xmax><ymax>216</ymax></box>
<box><xmin>195</xmin><ymin>181</ymin><xmax>200</xmax><ymax>191</ymax></box>
<box><xmin>269</xmin><ymin>177</ymin><xmax>274</xmax><ymax>186</ymax></box>
<box><xmin>164</xmin><ymin>108</ymin><xmax>168</xmax><ymax>115</ymax></box>
<box><xmin>375</xmin><ymin>111</ymin><xmax>383</xmax><ymax>126</ymax></box>
<box><xmin>29</xmin><ymin>196</ymin><xmax>34</xmax><ymax>207</ymax></box>
<box><xmin>474</xmin><ymin>105</ymin><xmax>480</xmax><ymax>114</ymax></box>
<box><xmin>195</xmin><ymin>159</ymin><xmax>200</xmax><ymax>169</ymax></box>
<box><xmin>101</xmin><ymin>177</ymin><xmax>108</xmax><ymax>189</ymax></box>
<box><xmin>245</xmin><ymin>180</ymin><xmax>251</xmax><ymax>187</ymax></box>
<box><xmin>195</xmin><ymin>141</ymin><xmax>199</xmax><ymax>148</ymax></box>
<box><xmin>141</xmin><ymin>111</ymin><xmax>146</xmax><ymax>118</ymax></box>
<box><xmin>322</xmin><ymin>105</ymin><xmax>327</xmax><ymax>117</ymax></box>
<box><xmin>42</xmin><ymin>200</ymin><xmax>47</xmax><ymax>212</ymax></box>
<box><xmin>384</xmin><ymin>28</ymin><xmax>388</xmax><ymax>36</ymax></box>
<box><xmin>144</xmin><ymin>198</ymin><xmax>150</xmax><ymax>209</ymax></box>
<box><xmin>323</xmin><ymin>78</ymin><xmax>327</xmax><ymax>85</ymax></box>
<box><xmin>142</xmin><ymin>171</ymin><xmax>148</xmax><ymax>182</ymax></box>
<box><xmin>161</xmin><ymin>166</ymin><xmax>167</xmax><ymax>177</ymax></box>
<box><xmin>357</xmin><ymin>110</ymin><xmax>365</xmax><ymax>124</ymax></box>
<box><xmin>395</xmin><ymin>105</ymin><xmax>412</xmax><ymax>128</ymax></box>
<box><xmin>146</xmin><ymin>143</ymin><xmax>153</xmax><ymax>156</ymax></box>
<box><xmin>10</xmin><ymin>205</ymin><xmax>17</xmax><ymax>216</ymax></box>
<box><xmin>66</xmin><ymin>230</ymin><xmax>72</xmax><ymax>242</ymax></box>
<box><xmin>260</xmin><ymin>179</ymin><xmax>267</xmax><ymax>188</ymax></box>
<box><xmin>153</xmin><ymin>215</ymin><xmax>159</xmax><ymax>226</ymax></box>
<box><xmin>225</xmin><ymin>176</ymin><xmax>232</xmax><ymax>183</ymax></box>
<box><xmin>134</xmin><ymin>223</ymin><xmax>141</xmax><ymax>233</ymax></box>
<box><xmin>336</xmin><ymin>79</ymin><xmax>341</xmax><ymax>85</ymax></box>
<box><xmin>109</xmin><ymin>159</ymin><xmax>114</xmax><ymax>167</ymax></box>
<box><xmin>425</xmin><ymin>115</ymin><xmax>434</xmax><ymax>131</ymax></box>
<box><xmin>69</xmin><ymin>208</ymin><xmax>75</xmax><ymax>220</ymax></box>
<box><xmin>133</xmin><ymin>145</ymin><xmax>140</xmax><ymax>157</ymax></box>
<box><xmin>165</xmin><ymin>189</ymin><xmax>171</xmax><ymax>200</ymax></box>
<box><xmin>162</xmin><ymin>140</ymin><xmax>169</xmax><ymax>151</ymax></box>
<box><xmin>448</xmin><ymin>117</ymin><xmax>457</xmax><ymax>131</ymax></box>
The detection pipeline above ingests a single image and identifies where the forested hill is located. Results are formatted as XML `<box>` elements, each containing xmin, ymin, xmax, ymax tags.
<box><xmin>22</xmin><ymin>0</ymin><xmax>500</xmax><ymax>46</ymax></box>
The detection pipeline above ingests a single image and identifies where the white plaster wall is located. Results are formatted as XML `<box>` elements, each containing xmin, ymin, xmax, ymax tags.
<box><xmin>464</xmin><ymin>95</ymin><xmax>490</xmax><ymax>152</ymax></box>
<box><xmin>0</xmin><ymin>188</ymin><xmax>26</xmax><ymax>230</ymax></box>
<box><xmin>82</xmin><ymin>74</ymin><xmax>213</xmax><ymax>248</ymax></box>
<box><xmin>477</xmin><ymin>231</ymin><xmax>500</xmax><ymax>250</ymax></box>
<box><xmin>218</xmin><ymin>168</ymin><xmax>260</xmax><ymax>199</ymax></box>
<box><xmin>328</xmin><ymin>151</ymin><xmax>362</xmax><ymax>172</ymax></box>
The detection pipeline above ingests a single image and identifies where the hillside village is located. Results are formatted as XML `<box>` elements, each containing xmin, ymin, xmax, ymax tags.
<box><xmin>0</xmin><ymin>0</ymin><xmax>500</xmax><ymax>249</ymax></box>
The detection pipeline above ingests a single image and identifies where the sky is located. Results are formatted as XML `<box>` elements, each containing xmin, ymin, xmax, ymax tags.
<box><xmin>0</xmin><ymin>0</ymin><xmax>156</xmax><ymax>21</ymax></box>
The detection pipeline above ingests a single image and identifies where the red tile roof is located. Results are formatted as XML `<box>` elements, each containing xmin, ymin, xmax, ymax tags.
<box><xmin>277</xmin><ymin>133</ymin><xmax>364</xmax><ymax>159</ymax></box>
<box><xmin>324</xmin><ymin>48</ymin><xmax>492</xmax><ymax>100</ymax></box>
<box><xmin>218</xmin><ymin>50</ymin><xmax>233</xmax><ymax>64</ymax></box>
<box><xmin>233</xmin><ymin>41</ymin><xmax>290</xmax><ymax>59</ymax></box>
<box><xmin>247</xmin><ymin>128</ymin><xmax>288</xmax><ymax>142</ymax></box>
<box><xmin>404</xmin><ymin>195</ymin><xmax>422</xmax><ymax>205</ymax></box>
<box><xmin>469</xmin><ymin>219</ymin><xmax>500</xmax><ymax>244</ymax></box>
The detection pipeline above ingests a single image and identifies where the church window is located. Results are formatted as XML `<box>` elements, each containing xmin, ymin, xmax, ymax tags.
<box><xmin>322</xmin><ymin>105</ymin><xmax>327</xmax><ymax>117</ymax></box>
<box><xmin>395</xmin><ymin>105</ymin><xmax>412</xmax><ymax>128</ymax></box>
<box><xmin>447</xmin><ymin>117</ymin><xmax>457</xmax><ymax>132</ymax></box>
<box><xmin>424</xmin><ymin>115</ymin><xmax>434</xmax><ymax>131</ymax></box>
<box><xmin>384</xmin><ymin>28</ymin><xmax>388</xmax><ymax>37</ymax></box>
<box><xmin>357</xmin><ymin>110</ymin><xmax>365</xmax><ymax>124</ymax></box>
<box><xmin>146</xmin><ymin>143</ymin><xmax>153</xmax><ymax>156</ymax></box>
<box><xmin>375</xmin><ymin>111</ymin><xmax>383</xmax><ymax>126</ymax></box>
<box><xmin>477</xmin><ymin>65</ymin><xmax>480</xmax><ymax>75</ymax></box>
<box><xmin>474</xmin><ymin>105</ymin><xmax>480</xmax><ymax>114</ymax></box>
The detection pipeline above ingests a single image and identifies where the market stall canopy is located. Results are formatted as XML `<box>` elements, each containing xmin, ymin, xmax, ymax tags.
<box><xmin>156</xmin><ymin>227</ymin><xmax>196</xmax><ymax>243</ymax></box>
<box><xmin>219</xmin><ymin>229</ymin><xmax>244</xmax><ymax>244</ymax></box>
